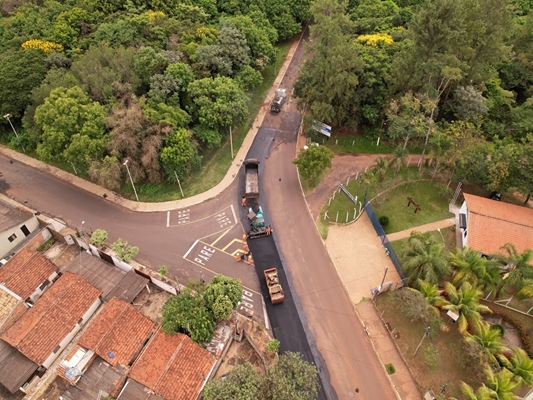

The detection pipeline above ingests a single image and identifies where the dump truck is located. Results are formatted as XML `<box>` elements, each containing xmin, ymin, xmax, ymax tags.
<box><xmin>264</xmin><ymin>268</ymin><xmax>284</xmax><ymax>304</ymax></box>
<box><xmin>270</xmin><ymin>89</ymin><xmax>287</xmax><ymax>113</ymax></box>
<box><xmin>247</xmin><ymin>206</ymin><xmax>269</xmax><ymax>239</ymax></box>
<box><xmin>243</xmin><ymin>158</ymin><xmax>259</xmax><ymax>199</ymax></box>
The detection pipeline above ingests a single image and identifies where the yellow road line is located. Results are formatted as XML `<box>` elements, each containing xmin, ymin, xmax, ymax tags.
<box><xmin>210</xmin><ymin>227</ymin><xmax>232</xmax><ymax>246</ymax></box>
<box><xmin>222</xmin><ymin>238</ymin><xmax>243</xmax><ymax>252</ymax></box>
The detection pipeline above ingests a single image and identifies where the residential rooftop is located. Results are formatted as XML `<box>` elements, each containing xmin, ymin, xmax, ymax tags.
<box><xmin>464</xmin><ymin>193</ymin><xmax>533</xmax><ymax>255</ymax></box>
<box><xmin>78</xmin><ymin>297</ymin><xmax>154</xmax><ymax>367</ymax></box>
<box><xmin>129</xmin><ymin>328</ymin><xmax>215</xmax><ymax>400</ymax></box>
<box><xmin>0</xmin><ymin>247</ymin><xmax>58</xmax><ymax>299</ymax></box>
<box><xmin>1</xmin><ymin>272</ymin><xmax>101</xmax><ymax>365</ymax></box>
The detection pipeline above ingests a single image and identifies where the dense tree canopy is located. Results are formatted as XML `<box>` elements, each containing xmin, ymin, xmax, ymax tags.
<box><xmin>0</xmin><ymin>0</ymin><xmax>310</xmax><ymax>188</ymax></box>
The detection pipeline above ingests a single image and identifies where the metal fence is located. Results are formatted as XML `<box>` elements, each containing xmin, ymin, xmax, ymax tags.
<box><xmin>363</xmin><ymin>198</ymin><xmax>405</xmax><ymax>279</ymax></box>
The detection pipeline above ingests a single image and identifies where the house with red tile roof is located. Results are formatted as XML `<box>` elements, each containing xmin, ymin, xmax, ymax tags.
<box><xmin>459</xmin><ymin>193</ymin><xmax>533</xmax><ymax>255</ymax></box>
<box><xmin>0</xmin><ymin>247</ymin><xmax>58</xmax><ymax>303</ymax></box>
<box><xmin>120</xmin><ymin>327</ymin><xmax>216</xmax><ymax>400</ymax></box>
<box><xmin>0</xmin><ymin>272</ymin><xmax>102</xmax><ymax>394</ymax></box>
<box><xmin>57</xmin><ymin>297</ymin><xmax>154</xmax><ymax>385</ymax></box>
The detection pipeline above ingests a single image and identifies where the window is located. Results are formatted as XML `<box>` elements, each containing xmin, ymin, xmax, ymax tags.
<box><xmin>20</xmin><ymin>225</ymin><xmax>30</xmax><ymax>237</ymax></box>
<box><xmin>8</xmin><ymin>233</ymin><xmax>17</xmax><ymax>243</ymax></box>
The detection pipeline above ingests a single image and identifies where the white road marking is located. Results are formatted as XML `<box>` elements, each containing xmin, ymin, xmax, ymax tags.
<box><xmin>231</xmin><ymin>204</ymin><xmax>237</xmax><ymax>224</ymax></box>
<box><xmin>183</xmin><ymin>239</ymin><xmax>198</xmax><ymax>258</ymax></box>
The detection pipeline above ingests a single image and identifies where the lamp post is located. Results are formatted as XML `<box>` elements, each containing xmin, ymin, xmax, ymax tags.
<box><xmin>437</xmin><ymin>228</ymin><xmax>445</xmax><ymax>244</ymax></box>
<box><xmin>4</xmin><ymin>113</ymin><xmax>25</xmax><ymax>152</ymax></box>
<box><xmin>123</xmin><ymin>160</ymin><xmax>139</xmax><ymax>202</ymax></box>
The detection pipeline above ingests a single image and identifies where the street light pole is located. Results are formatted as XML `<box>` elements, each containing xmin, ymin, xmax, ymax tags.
<box><xmin>4</xmin><ymin>113</ymin><xmax>25</xmax><ymax>152</ymax></box>
<box><xmin>437</xmin><ymin>228</ymin><xmax>445</xmax><ymax>244</ymax></box>
<box><xmin>229</xmin><ymin>126</ymin><xmax>233</xmax><ymax>159</ymax></box>
<box><xmin>123</xmin><ymin>160</ymin><xmax>139</xmax><ymax>202</ymax></box>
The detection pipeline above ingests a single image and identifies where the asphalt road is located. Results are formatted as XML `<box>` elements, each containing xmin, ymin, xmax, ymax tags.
<box><xmin>0</xmin><ymin>155</ymin><xmax>265</xmax><ymax>322</ymax></box>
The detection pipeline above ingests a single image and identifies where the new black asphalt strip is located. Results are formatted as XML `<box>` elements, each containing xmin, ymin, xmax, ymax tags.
<box><xmin>240</xmin><ymin>127</ymin><xmax>328</xmax><ymax>400</ymax></box>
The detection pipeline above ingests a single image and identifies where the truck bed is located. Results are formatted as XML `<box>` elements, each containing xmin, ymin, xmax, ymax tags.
<box><xmin>245</xmin><ymin>171</ymin><xmax>259</xmax><ymax>198</ymax></box>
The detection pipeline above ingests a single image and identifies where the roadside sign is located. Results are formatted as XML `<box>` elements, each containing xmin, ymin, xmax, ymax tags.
<box><xmin>312</xmin><ymin>120</ymin><xmax>332</xmax><ymax>137</ymax></box>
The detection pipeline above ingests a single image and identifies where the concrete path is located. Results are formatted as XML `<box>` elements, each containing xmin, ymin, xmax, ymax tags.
<box><xmin>386</xmin><ymin>217</ymin><xmax>456</xmax><ymax>242</ymax></box>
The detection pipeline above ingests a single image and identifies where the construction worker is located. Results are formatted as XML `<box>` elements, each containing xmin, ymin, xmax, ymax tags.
<box><xmin>242</xmin><ymin>234</ymin><xmax>247</xmax><ymax>243</ymax></box>
<box><xmin>247</xmin><ymin>254</ymin><xmax>253</xmax><ymax>265</ymax></box>
<box><xmin>266</xmin><ymin>225</ymin><xmax>272</xmax><ymax>235</ymax></box>
<box><xmin>236</xmin><ymin>253</ymin><xmax>242</xmax><ymax>262</ymax></box>
<box><xmin>243</xmin><ymin>244</ymin><xmax>249</xmax><ymax>253</ymax></box>
<box><xmin>241</xmin><ymin>196</ymin><xmax>246</xmax><ymax>207</ymax></box>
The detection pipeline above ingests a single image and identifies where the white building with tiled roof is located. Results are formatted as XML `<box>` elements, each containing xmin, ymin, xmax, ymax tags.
<box><xmin>459</xmin><ymin>193</ymin><xmax>533</xmax><ymax>255</ymax></box>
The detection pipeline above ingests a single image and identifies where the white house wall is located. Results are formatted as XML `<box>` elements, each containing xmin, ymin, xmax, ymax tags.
<box><xmin>459</xmin><ymin>201</ymin><xmax>468</xmax><ymax>248</ymax></box>
<box><xmin>0</xmin><ymin>215</ymin><xmax>40</xmax><ymax>259</ymax></box>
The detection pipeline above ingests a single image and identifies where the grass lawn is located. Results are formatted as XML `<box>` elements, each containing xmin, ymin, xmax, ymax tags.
<box><xmin>376</xmin><ymin>293</ymin><xmax>486</xmax><ymax>399</ymax></box>
<box><xmin>372</xmin><ymin>180</ymin><xmax>453</xmax><ymax>234</ymax></box>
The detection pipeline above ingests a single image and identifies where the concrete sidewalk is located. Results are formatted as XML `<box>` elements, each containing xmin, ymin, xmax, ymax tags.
<box><xmin>386</xmin><ymin>217</ymin><xmax>455</xmax><ymax>242</ymax></box>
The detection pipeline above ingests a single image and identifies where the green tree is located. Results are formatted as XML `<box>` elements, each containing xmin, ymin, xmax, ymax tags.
<box><xmin>450</xmin><ymin>247</ymin><xmax>499</xmax><ymax>290</ymax></box>
<box><xmin>499</xmin><ymin>348</ymin><xmax>533</xmax><ymax>388</ymax></box>
<box><xmin>203</xmin><ymin>362</ymin><xmax>260</xmax><ymax>400</ymax></box>
<box><xmin>263</xmin><ymin>352</ymin><xmax>319</xmax><ymax>400</ymax></box>
<box><xmin>204</xmin><ymin>275</ymin><xmax>243</xmax><ymax>309</ymax></box>
<box><xmin>34</xmin><ymin>86</ymin><xmax>107</xmax><ymax>168</ymax></box>
<box><xmin>192</xmin><ymin>125</ymin><xmax>222</xmax><ymax>149</ymax></box>
<box><xmin>235</xmin><ymin>65</ymin><xmax>264</xmax><ymax>91</ymax></box>
<box><xmin>402</xmin><ymin>231</ymin><xmax>450</xmax><ymax>286</ymax></box>
<box><xmin>88</xmin><ymin>156</ymin><xmax>122</xmax><ymax>191</ymax></box>
<box><xmin>460</xmin><ymin>382</ymin><xmax>495</xmax><ymax>400</ymax></box>
<box><xmin>294</xmin><ymin>0</ymin><xmax>363</xmax><ymax>126</ymax></box>
<box><xmin>292</xmin><ymin>143</ymin><xmax>334</xmax><ymax>182</ymax></box>
<box><xmin>492</xmin><ymin>243</ymin><xmax>533</xmax><ymax>297</ymax></box>
<box><xmin>51</xmin><ymin>7</ymin><xmax>93</xmax><ymax>50</ymax></box>
<box><xmin>514</xmin><ymin>138</ymin><xmax>533</xmax><ymax>203</ymax></box>
<box><xmin>133</xmin><ymin>46</ymin><xmax>168</xmax><ymax>84</ymax></box>
<box><xmin>211</xmin><ymin>295</ymin><xmax>233</xmax><ymax>320</ymax></box>
<box><xmin>90</xmin><ymin>229</ymin><xmax>108</xmax><ymax>247</ymax></box>
<box><xmin>111</xmin><ymin>238</ymin><xmax>139</xmax><ymax>262</ymax></box>
<box><xmin>484</xmin><ymin>367</ymin><xmax>519</xmax><ymax>400</ymax></box>
<box><xmin>70</xmin><ymin>44</ymin><xmax>140</xmax><ymax>104</ymax></box>
<box><xmin>226</xmin><ymin>13</ymin><xmax>277</xmax><ymax>69</ymax></box>
<box><xmin>161</xmin><ymin>285</ymin><xmax>216</xmax><ymax>344</ymax></box>
<box><xmin>442</xmin><ymin>281</ymin><xmax>491</xmax><ymax>334</ymax></box>
<box><xmin>187</xmin><ymin>76</ymin><xmax>249</xmax><ymax>130</ymax></box>
<box><xmin>0</xmin><ymin>49</ymin><xmax>47</xmax><ymax>119</ymax></box>
<box><xmin>464</xmin><ymin>322</ymin><xmax>508</xmax><ymax>365</ymax></box>
<box><xmin>411</xmin><ymin>279</ymin><xmax>446</xmax><ymax>310</ymax></box>
<box><xmin>160</xmin><ymin>128</ymin><xmax>200</xmax><ymax>182</ymax></box>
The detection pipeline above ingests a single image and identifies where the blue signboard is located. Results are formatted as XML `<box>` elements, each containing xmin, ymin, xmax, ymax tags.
<box><xmin>312</xmin><ymin>120</ymin><xmax>332</xmax><ymax>137</ymax></box>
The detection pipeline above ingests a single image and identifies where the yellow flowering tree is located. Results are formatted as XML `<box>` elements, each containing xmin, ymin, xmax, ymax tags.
<box><xmin>356</xmin><ymin>33</ymin><xmax>393</xmax><ymax>47</ymax></box>
<box><xmin>21</xmin><ymin>39</ymin><xmax>63</xmax><ymax>54</ymax></box>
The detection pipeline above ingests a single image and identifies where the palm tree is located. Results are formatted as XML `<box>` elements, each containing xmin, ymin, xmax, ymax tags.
<box><xmin>411</xmin><ymin>279</ymin><xmax>446</xmax><ymax>311</ymax></box>
<box><xmin>499</xmin><ymin>347</ymin><xmax>533</xmax><ymax>387</ymax></box>
<box><xmin>460</xmin><ymin>382</ymin><xmax>494</xmax><ymax>400</ymax></box>
<box><xmin>442</xmin><ymin>281</ymin><xmax>491</xmax><ymax>334</ymax></box>
<box><xmin>388</xmin><ymin>144</ymin><xmax>409</xmax><ymax>174</ymax></box>
<box><xmin>465</xmin><ymin>321</ymin><xmax>508</xmax><ymax>365</ymax></box>
<box><xmin>492</xmin><ymin>244</ymin><xmax>533</xmax><ymax>297</ymax></box>
<box><xmin>372</xmin><ymin>156</ymin><xmax>388</xmax><ymax>182</ymax></box>
<box><xmin>403</xmin><ymin>231</ymin><xmax>451</xmax><ymax>286</ymax></box>
<box><xmin>484</xmin><ymin>367</ymin><xmax>519</xmax><ymax>400</ymax></box>
<box><xmin>450</xmin><ymin>247</ymin><xmax>501</xmax><ymax>291</ymax></box>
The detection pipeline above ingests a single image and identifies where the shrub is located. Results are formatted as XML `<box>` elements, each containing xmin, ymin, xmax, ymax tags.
<box><xmin>111</xmin><ymin>238</ymin><xmax>139</xmax><ymax>262</ymax></box>
<box><xmin>37</xmin><ymin>238</ymin><xmax>55</xmax><ymax>253</ymax></box>
<box><xmin>90</xmin><ymin>229</ymin><xmax>108</xmax><ymax>247</ymax></box>
<box><xmin>158</xmin><ymin>265</ymin><xmax>168</xmax><ymax>276</ymax></box>
<box><xmin>379</xmin><ymin>215</ymin><xmax>390</xmax><ymax>228</ymax></box>
<box><xmin>266</xmin><ymin>338</ymin><xmax>280</xmax><ymax>354</ymax></box>
<box><xmin>385</xmin><ymin>363</ymin><xmax>395</xmax><ymax>374</ymax></box>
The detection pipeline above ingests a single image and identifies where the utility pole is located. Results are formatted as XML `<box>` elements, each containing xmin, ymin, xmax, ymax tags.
<box><xmin>413</xmin><ymin>326</ymin><xmax>431</xmax><ymax>356</ymax></box>
<box><xmin>123</xmin><ymin>160</ymin><xmax>139</xmax><ymax>201</ymax></box>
